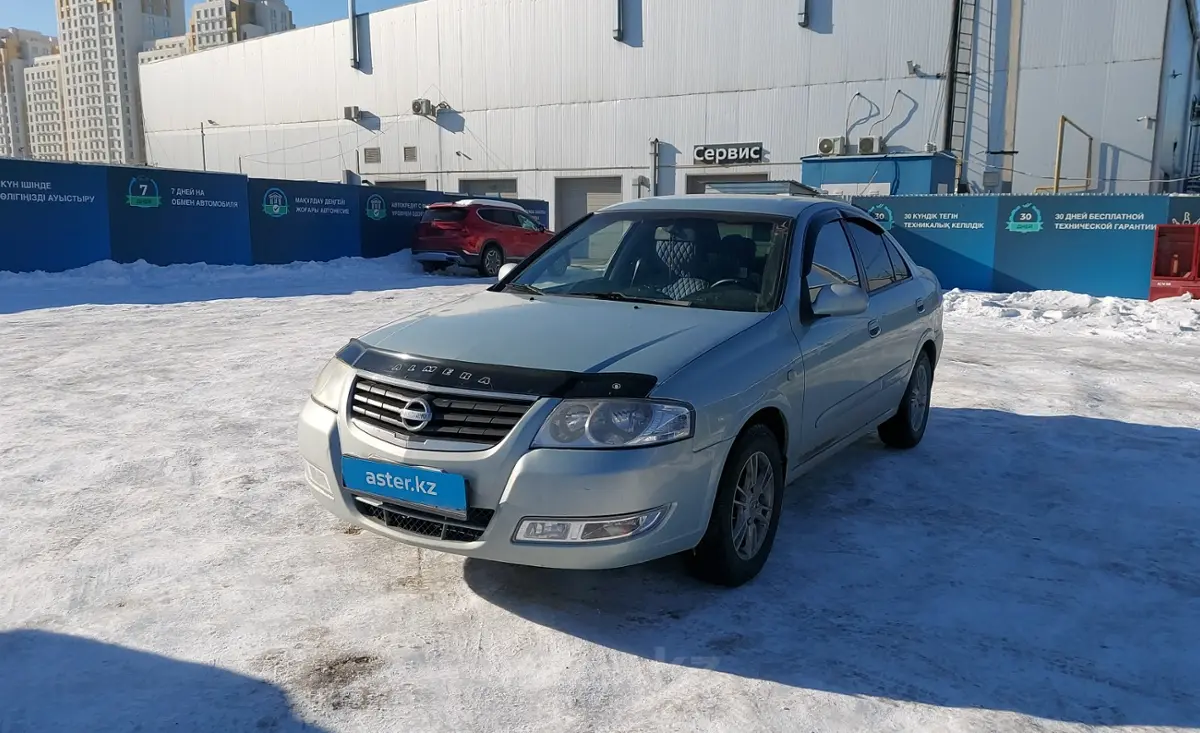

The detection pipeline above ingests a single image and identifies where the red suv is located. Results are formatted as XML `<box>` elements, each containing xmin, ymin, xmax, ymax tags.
<box><xmin>413</xmin><ymin>199</ymin><xmax>554</xmax><ymax>277</ymax></box>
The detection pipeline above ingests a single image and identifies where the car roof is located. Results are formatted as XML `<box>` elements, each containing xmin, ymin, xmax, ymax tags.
<box><xmin>430</xmin><ymin>198</ymin><xmax>531</xmax><ymax>213</ymax></box>
<box><xmin>601</xmin><ymin>194</ymin><xmax>835</xmax><ymax>218</ymax></box>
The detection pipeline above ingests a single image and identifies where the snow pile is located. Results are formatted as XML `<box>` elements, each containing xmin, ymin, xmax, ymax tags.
<box><xmin>0</xmin><ymin>251</ymin><xmax>479</xmax><ymax>313</ymax></box>
<box><xmin>943</xmin><ymin>288</ymin><xmax>1200</xmax><ymax>338</ymax></box>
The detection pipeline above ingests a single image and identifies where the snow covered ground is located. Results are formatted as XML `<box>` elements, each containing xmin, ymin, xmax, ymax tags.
<box><xmin>1</xmin><ymin>255</ymin><xmax>1199</xmax><ymax>733</ymax></box>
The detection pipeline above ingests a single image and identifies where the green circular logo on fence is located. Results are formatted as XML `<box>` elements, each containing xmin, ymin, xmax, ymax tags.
<box><xmin>126</xmin><ymin>176</ymin><xmax>161</xmax><ymax>209</ymax></box>
<box><xmin>366</xmin><ymin>194</ymin><xmax>387</xmax><ymax>221</ymax></box>
<box><xmin>263</xmin><ymin>188</ymin><xmax>289</xmax><ymax>218</ymax></box>
<box><xmin>866</xmin><ymin>204</ymin><xmax>894</xmax><ymax>230</ymax></box>
<box><xmin>1006</xmin><ymin>203</ymin><xmax>1043</xmax><ymax>233</ymax></box>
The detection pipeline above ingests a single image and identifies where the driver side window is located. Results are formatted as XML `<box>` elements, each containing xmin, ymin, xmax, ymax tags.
<box><xmin>807</xmin><ymin>221</ymin><xmax>861</xmax><ymax>303</ymax></box>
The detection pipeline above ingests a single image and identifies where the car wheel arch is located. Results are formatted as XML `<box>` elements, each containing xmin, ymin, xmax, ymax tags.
<box><xmin>920</xmin><ymin>339</ymin><xmax>937</xmax><ymax>373</ymax></box>
<box><xmin>739</xmin><ymin>406</ymin><xmax>789</xmax><ymax>472</ymax></box>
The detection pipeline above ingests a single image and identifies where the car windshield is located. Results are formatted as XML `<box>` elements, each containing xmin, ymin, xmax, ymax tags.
<box><xmin>503</xmin><ymin>211</ymin><xmax>791</xmax><ymax>313</ymax></box>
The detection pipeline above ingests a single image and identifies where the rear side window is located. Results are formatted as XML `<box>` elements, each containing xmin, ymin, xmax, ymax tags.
<box><xmin>807</xmin><ymin>221</ymin><xmax>861</xmax><ymax>303</ymax></box>
<box><xmin>844</xmin><ymin>219</ymin><xmax>896</xmax><ymax>292</ymax></box>
<box><xmin>882</xmin><ymin>234</ymin><xmax>912</xmax><ymax>281</ymax></box>
<box><xmin>481</xmin><ymin>208</ymin><xmax>521</xmax><ymax>227</ymax></box>
<box><xmin>421</xmin><ymin>207</ymin><xmax>467</xmax><ymax>223</ymax></box>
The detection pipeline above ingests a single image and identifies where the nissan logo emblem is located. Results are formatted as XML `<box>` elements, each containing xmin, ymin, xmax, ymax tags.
<box><xmin>398</xmin><ymin>397</ymin><xmax>433</xmax><ymax>432</ymax></box>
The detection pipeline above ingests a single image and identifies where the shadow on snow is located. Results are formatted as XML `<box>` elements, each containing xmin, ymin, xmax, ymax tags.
<box><xmin>464</xmin><ymin>407</ymin><xmax>1200</xmax><ymax>727</ymax></box>
<box><xmin>0</xmin><ymin>629</ymin><xmax>328</xmax><ymax>732</ymax></box>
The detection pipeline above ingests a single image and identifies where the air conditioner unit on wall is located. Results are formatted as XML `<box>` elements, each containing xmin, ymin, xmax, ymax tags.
<box><xmin>858</xmin><ymin>135</ymin><xmax>885</xmax><ymax>155</ymax></box>
<box><xmin>411</xmin><ymin>98</ymin><xmax>434</xmax><ymax>116</ymax></box>
<box><xmin>343</xmin><ymin>105</ymin><xmax>361</xmax><ymax>121</ymax></box>
<box><xmin>817</xmin><ymin>136</ymin><xmax>846</xmax><ymax>156</ymax></box>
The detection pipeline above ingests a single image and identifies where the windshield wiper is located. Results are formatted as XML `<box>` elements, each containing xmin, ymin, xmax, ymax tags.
<box><xmin>503</xmin><ymin>283</ymin><xmax>545</xmax><ymax>295</ymax></box>
<box><xmin>568</xmin><ymin>292</ymin><xmax>692</xmax><ymax>307</ymax></box>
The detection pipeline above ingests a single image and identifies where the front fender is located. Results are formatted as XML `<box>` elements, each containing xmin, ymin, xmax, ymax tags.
<box><xmin>651</xmin><ymin>312</ymin><xmax>800</xmax><ymax>453</ymax></box>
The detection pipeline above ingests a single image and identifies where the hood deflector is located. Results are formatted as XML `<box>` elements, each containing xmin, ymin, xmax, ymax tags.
<box><xmin>337</xmin><ymin>339</ymin><xmax>658</xmax><ymax>399</ymax></box>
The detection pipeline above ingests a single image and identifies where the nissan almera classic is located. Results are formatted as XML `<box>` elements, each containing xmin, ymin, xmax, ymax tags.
<box><xmin>299</xmin><ymin>194</ymin><xmax>944</xmax><ymax>587</ymax></box>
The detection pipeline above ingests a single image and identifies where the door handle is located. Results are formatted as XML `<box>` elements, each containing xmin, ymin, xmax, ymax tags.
<box><xmin>915</xmin><ymin>298</ymin><xmax>927</xmax><ymax>314</ymax></box>
<box><xmin>868</xmin><ymin>319</ymin><xmax>882</xmax><ymax>338</ymax></box>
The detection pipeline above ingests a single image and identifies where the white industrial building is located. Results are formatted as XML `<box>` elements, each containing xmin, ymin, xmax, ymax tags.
<box><xmin>141</xmin><ymin>0</ymin><xmax>1200</xmax><ymax>227</ymax></box>
<box><xmin>54</xmin><ymin>0</ymin><xmax>185</xmax><ymax>164</ymax></box>
<box><xmin>0</xmin><ymin>28</ymin><xmax>57</xmax><ymax>159</ymax></box>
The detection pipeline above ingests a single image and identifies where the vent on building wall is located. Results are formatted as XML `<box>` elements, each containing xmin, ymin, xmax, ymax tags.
<box><xmin>363</xmin><ymin>147</ymin><xmax>382</xmax><ymax>164</ymax></box>
<box><xmin>403</xmin><ymin>146</ymin><xmax>418</xmax><ymax>162</ymax></box>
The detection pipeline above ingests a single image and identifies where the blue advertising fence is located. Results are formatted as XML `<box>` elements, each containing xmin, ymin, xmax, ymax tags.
<box><xmin>851</xmin><ymin>194</ymin><xmax>1184</xmax><ymax>299</ymax></box>
<box><xmin>0</xmin><ymin>158</ymin><xmax>548</xmax><ymax>275</ymax></box>
<box><xmin>108</xmin><ymin>166</ymin><xmax>252</xmax><ymax>266</ymax></box>
<box><xmin>2</xmin><ymin>156</ymin><xmax>1194</xmax><ymax>300</ymax></box>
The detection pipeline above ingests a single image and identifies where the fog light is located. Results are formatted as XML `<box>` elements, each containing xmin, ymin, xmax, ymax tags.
<box><xmin>513</xmin><ymin>507</ymin><xmax>668</xmax><ymax>544</ymax></box>
<box><xmin>305</xmin><ymin>461</ymin><xmax>334</xmax><ymax>499</ymax></box>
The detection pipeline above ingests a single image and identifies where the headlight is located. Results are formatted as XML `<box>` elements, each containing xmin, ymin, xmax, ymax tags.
<box><xmin>309</xmin><ymin>357</ymin><xmax>355</xmax><ymax>411</ymax></box>
<box><xmin>531</xmin><ymin>399</ymin><xmax>693</xmax><ymax>449</ymax></box>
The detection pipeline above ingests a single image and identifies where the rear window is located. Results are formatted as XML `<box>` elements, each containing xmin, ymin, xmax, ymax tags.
<box><xmin>421</xmin><ymin>207</ymin><xmax>467</xmax><ymax>223</ymax></box>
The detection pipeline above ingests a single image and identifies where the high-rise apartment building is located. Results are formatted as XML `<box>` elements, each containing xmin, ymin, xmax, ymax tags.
<box><xmin>24</xmin><ymin>55</ymin><xmax>67</xmax><ymax>160</ymax></box>
<box><xmin>55</xmin><ymin>0</ymin><xmax>184</xmax><ymax>164</ymax></box>
<box><xmin>138</xmin><ymin>35</ymin><xmax>190</xmax><ymax>66</ymax></box>
<box><xmin>191</xmin><ymin>0</ymin><xmax>294</xmax><ymax>53</ymax></box>
<box><xmin>139</xmin><ymin>1</ymin><xmax>294</xmax><ymax>66</ymax></box>
<box><xmin>0</xmin><ymin>28</ymin><xmax>57</xmax><ymax>158</ymax></box>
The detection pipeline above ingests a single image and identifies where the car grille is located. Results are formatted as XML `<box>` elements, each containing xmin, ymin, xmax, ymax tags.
<box><xmin>354</xmin><ymin>497</ymin><xmax>494</xmax><ymax>542</ymax></box>
<box><xmin>350</xmin><ymin>377</ymin><xmax>532</xmax><ymax>446</ymax></box>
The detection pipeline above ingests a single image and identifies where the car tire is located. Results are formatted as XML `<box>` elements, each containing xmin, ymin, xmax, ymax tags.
<box><xmin>877</xmin><ymin>350</ymin><xmax>933</xmax><ymax>450</ymax></box>
<box><xmin>688</xmin><ymin>423</ymin><xmax>785</xmax><ymax>588</ymax></box>
<box><xmin>479</xmin><ymin>243</ymin><xmax>504</xmax><ymax>278</ymax></box>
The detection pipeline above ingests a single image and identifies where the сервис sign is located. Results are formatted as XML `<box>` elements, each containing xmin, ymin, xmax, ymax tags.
<box><xmin>693</xmin><ymin>142</ymin><xmax>764</xmax><ymax>165</ymax></box>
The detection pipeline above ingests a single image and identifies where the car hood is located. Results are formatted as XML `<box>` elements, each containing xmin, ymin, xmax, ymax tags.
<box><xmin>356</xmin><ymin>290</ymin><xmax>766</xmax><ymax>378</ymax></box>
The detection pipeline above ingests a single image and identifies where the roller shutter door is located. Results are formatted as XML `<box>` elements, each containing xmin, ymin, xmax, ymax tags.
<box><xmin>460</xmin><ymin>178</ymin><xmax>519</xmax><ymax>199</ymax></box>
<box><xmin>555</xmin><ymin>177</ymin><xmax>623</xmax><ymax>230</ymax></box>
<box><xmin>376</xmin><ymin>180</ymin><xmax>427</xmax><ymax>190</ymax></box>
<box><xmin>686</xmin><ymin>173</ymin><xmax>770</xmax><ymax>194</ymax></box>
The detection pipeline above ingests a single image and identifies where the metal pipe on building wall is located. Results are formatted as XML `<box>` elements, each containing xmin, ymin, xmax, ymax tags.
<box><xmin>941</xmin><ymin>0</ymin><xmax>963</xmax><ymax>153</ymax></box>
<box><xmin>650</xmin><ymin>138</ymin><xmax>660</xmax><ymax>196</ymax></box>
<box><xmin>348</xmin><ymin>0</ymin><xmax>359</xmax><ymax>69</ymax></box>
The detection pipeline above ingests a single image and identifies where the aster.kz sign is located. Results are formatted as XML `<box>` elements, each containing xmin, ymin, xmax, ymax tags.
<box><xmin>693</xmin><ymin>142</ymin><xmax>764</xmax><ymax>165</ymax></box>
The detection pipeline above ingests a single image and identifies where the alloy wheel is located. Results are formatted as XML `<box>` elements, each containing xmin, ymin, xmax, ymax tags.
<box><xmin>909</xmin><ymin>361</ymin><xmax>930</xmax><ymax>433</ymax></box>
<box><xmin>731</xmin><ymin>451</ymin><xmax>775</xmax><ymax>560</ymax></box>
<box><xmin>484</xmin><ymin>248</ymin><xmax>503</xmax><ymax>276</ymax></box>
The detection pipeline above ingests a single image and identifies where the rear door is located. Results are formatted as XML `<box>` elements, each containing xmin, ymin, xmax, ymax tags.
<box><xmin>842</xmin><ymin>216</ymin><xmax>923</xmax><ymax>416</ymax></box>
<box><xmin>792</xmin><ymin>213</ymin><xmax>877</xmax><ymax>463</ymax></box>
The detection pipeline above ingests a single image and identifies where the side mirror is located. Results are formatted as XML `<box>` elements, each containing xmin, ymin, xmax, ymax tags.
<box><xmin>497</xmin><ymin>262</ymin><xmax>517</xmax><ymax>282</ymax></box>
<box><xmin>811</xmin><ymin>283</ymin><xmax>869</xmax><ymax>317</ymax></box>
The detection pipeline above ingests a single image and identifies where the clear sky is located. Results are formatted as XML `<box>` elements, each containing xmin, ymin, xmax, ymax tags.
<box><xmin>3</xmin><ymin>0</ymin><xmax>419</xmax><ymax>37</ymax></box>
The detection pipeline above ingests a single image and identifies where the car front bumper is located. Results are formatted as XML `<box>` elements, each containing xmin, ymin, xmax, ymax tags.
<box><xmin>297</xmin><ymin>396</ymin><xmax>729</xmax><ymax>570</ymax></box>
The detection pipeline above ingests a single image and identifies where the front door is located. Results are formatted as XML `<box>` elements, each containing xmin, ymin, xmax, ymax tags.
<box><xmin>515</xmin><ymin>212</ymin><xmax>548</xmax><ymax>256</ymax></box>
<box><xmin>792</xmin><ymin>216</ymin><xmax>877</xmax><ymax>463</ymax></box>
